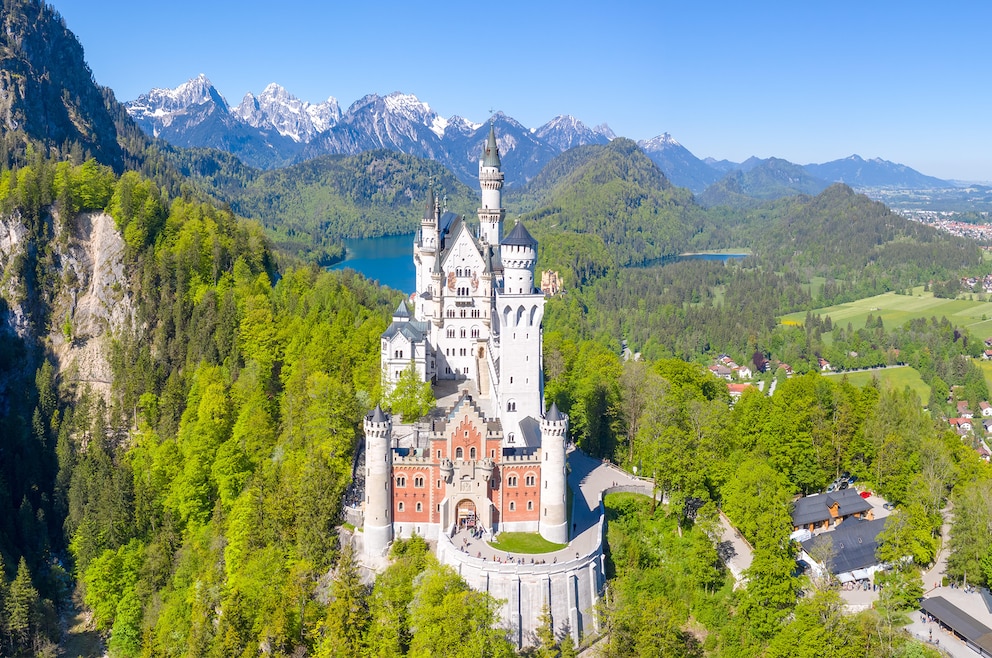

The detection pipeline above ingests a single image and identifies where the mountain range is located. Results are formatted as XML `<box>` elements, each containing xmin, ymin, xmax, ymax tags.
<box><xmin>125</xmin><ymin>76</ymin><xmax>958</xmax><ymax>195</ymax></box>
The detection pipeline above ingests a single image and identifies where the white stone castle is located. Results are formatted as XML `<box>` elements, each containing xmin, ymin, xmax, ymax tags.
<box><xmin>360</xmin><ymin>125</ymin><xmax>604</xmax><ymax>648</ymax></box>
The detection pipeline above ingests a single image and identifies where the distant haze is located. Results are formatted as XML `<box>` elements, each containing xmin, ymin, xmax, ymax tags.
<box><xmin>49</xmin><ymin>0</ymin><xmax>992</xmax><ymax>182</ymax></box>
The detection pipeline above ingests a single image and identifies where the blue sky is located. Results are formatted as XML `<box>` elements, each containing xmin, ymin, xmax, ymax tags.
<box><xmin>50</xmin><ymin>0</ymin><xmax>992</xmax><ymax>181</ymax></box>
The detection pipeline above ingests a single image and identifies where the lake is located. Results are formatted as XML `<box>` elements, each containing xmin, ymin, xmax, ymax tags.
<box><xmin>329</xmin><ymin>233</ymin><xmax>747</xmax><ymax>293</ymax></box>
<box><xmin>329</xmin><ymin>233</ymin><xmax>417</xmax><ymax>293</ymax></box>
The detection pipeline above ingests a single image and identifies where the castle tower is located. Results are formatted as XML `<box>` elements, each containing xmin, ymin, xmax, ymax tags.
<box><xmin>478</xmin><ymin>123</ymin><xmax>505</xmax><ymax>246</ymax></box>
<box><xmin>496</xmin><ymin>220</ymin><xmax>544</xmax><ymax>442</ymax></box>
<box><xmin>363</xmin><ymin>405</ymin><xmax>393</xmax><ymax>559</ymax></box>
<box><xmin>539</xmin><ymin>403</ymin><xmax>569</xmax><ymax>544</ymax></box>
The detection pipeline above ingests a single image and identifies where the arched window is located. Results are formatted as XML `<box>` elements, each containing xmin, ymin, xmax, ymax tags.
<box><xmin>456</xmin><ymin>447</ymin><xmax>464</xmax><ymax>459</ymax></box>
<box><xmin>527</xmin><ymin>500</ymin><xmax>534</xmax><ymax>511</ymax></box>
<box><xmin>396</xmin><ymin>476</ymin><xmax>406</xmax><ymax>487</ymax></box>
<box><xmin>416</xmin><ymin>502</ymin><xmax>423</xmax><ymax>512</ymax></box>
<box><xmin>507</xmin><ymin>400</ymin><xmax>516</xmax><ymax>412</ymax></box>
<box><xmin>398</xmin><ymin>502</ymin><xmax>405</xmax><ymax>512</ymax></box>
<box><xmin>507</xmin><ymin>475</ymin><xmax>518</xmax><ymax>487</ymax></box>
<box><xmin>509</xmin><ymin>501</ymin><xmax>516</xmax><ymax>511</ymax></box>
<box><xmin>414</xmin><ymin>476</ymin><xmax>425</xmax><ymax>488</ymax></box>
<box><xmin>470</xmin><ymin>447</ymin><xmax>477</xmax><ymax>459</ymax></box>
<box><xmin>525</xmin><ymin>474</ymin><xmax>536</xmax><ymax>487</ymax></box>
<box><xmin>460</xmin><ymin>328</ymin><xmax>467</xmax><ymax>338</ymax></box>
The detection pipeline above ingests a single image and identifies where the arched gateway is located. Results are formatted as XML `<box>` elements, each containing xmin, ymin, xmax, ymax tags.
<box><xmin>456</xmin><ymin>499</ymin><xmax>477</xmax><ymax>528</ymax></box>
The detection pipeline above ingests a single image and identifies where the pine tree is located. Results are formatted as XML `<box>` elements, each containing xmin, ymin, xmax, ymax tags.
<box><xmin>6</xmin><ymin>557</ymin><xmax>39</xmax><ymax>654</ymax></box>
<box><xmin>316</xmin><ymin>543</ymin><xmax>370</xmax><ymax>657</ymax></box>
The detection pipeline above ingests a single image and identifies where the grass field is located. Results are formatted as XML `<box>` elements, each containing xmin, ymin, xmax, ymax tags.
<box><xmin>823</xmin><ymin>366</ymin><xmax>930</xmax><ymax>402</ymax></box>
<box><xmin>488</xmin><ymin>532</ymin><xmax>566</xmax><ymax>554</ymax></box>
<box><xmin>977</xmin><ymin>360</ymin><xmax>992</xmax><ymax>396</ymax></box>
<box><xmin>781</xmin><ymin>290</ymin><xmax>992</xmax><ymax>340</ymax></box>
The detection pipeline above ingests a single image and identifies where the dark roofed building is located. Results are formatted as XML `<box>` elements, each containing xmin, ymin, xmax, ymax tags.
<box><xmin>791</xmin><ymin>488</ymin><xmax>874</xmax><ymax>531</ymax></box>
<box><xmin>800</xmin><ymin>518</ymin><xmax>886</xmax><ymax>576</ymax></box>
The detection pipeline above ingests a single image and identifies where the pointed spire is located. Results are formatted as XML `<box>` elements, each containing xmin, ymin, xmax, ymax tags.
<box><xmin>545</xmin><ymin>402</ymin><xmax>564</xmax><ymax>422</ymax></box>
<box><xmin>423</xmin><ymin>184</ymin><xmax>436</xmax><ymax>221</ymax></box>
<box><xmin>483</xmin><ymin>121</ymin><xmax>501</xmax><ymax>168</ymax></box>
<box><xmin>502</xmin><ymin>220</ymin><xmax>537</xmax><ymax>247</ymax></box>
<box><xmin>393</xmin><ymin>299</ymin><xmax>410</xmax><ymax>319</ymax></box>
<box><xmin>370</xmin><ymin>404</ymin><xmax>388</xmax><ymax>423</ymax></box>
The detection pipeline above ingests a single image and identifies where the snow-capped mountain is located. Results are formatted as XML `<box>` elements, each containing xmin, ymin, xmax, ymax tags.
<box><xmin>232</xmin><ymin>83</ymin><xmax>341</xmax><ymax>143</ymax></box>
<box><xmin>125</xmin><ymin>77</ymin><xmax>618</xmax><ymax>187</ymax></box>
<box><xmin>126</xmin><ymin>74</ymin><xmax>230</xmax><ymax>137</ymax></box>
<box><xmin>638</xmin><ymin>133</ymin><xmax>722</xmax><ymax>192</ymax></box>
<box><xmin>534</xmin><ymin>115</ymin><xmax>614</xmax><ymax>151</ymax></box>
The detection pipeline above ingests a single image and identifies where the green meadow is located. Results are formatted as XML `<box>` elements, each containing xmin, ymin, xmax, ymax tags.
<box><xmin>823</xmin><ymin>366</ymin><xmax>930</xmax><ymax>402</ymax></box>
<box><xmin>781</xmin><ymin>289</ymin><xmax>992</xmax><ymax>341</ymax></box>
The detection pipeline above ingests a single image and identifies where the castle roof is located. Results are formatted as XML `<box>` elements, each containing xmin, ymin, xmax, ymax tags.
<box><xmin>502</xmin><ymin>220</ymin><xmax>537</xmax><ymax>247</ymax></box>
<box><xmin>545</xmin><ymin>402</ymin><xmax>565</xmax><ymax>422</ymax></box>
<box><xmin>382</xmin><ymin>319</ymin><xmax>429</xmax><ymax>343</ymax></box>
<box><xmin>393</xmin><ymin>299</ymin><xmax>411</xmax><ymax>319</ymax></box>
<box><xmin>369</xmin><ymin>404</ymin><xmax>388</xmax><ymax>423</ymax></box>
<box><xmin>483</xmin><ymin>122</ymin><xmax>501</xmax><ymax>168</ymax></box>
<box><xmin>423</xmin><ymin>185</ymin><xmax>436</xmax><ymax>220</ymax></box>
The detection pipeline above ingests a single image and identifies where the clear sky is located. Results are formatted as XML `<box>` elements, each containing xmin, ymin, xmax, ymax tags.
<box><xmin>48</xmin><ymin>0</ymin><xmax>992</xmax><ymax>182</ymax></box>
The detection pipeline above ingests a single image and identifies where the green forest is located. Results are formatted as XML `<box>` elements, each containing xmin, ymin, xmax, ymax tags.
<box><xmin>2</xmin><ymin>1</ymin><xmax>992</xmax><ymax>654</ymax></box>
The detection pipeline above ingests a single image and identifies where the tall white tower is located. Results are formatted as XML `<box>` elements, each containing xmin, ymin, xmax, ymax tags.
<box><xmin>539</xmin><ymin>403</ymin><xmax>569</xmax><ymax>543</ymax></box>
<box><xmin>478</xmin><ymin>123</ymin><xmax>505</xmax><ymax>246</ymax></box>
<box><xmin>416</xmin><ymin>186</ymin><xmax>440</xmax><ymax>302</ymax></box>
<box><xmin>363</xmin><ymin>405</ymin><xmax>393</xmax><ymax>559</ymax></box>
<box><xmin>496</xmin><ymin>220</ymin><xmax>544</xmax><ymax>441</ymax></box>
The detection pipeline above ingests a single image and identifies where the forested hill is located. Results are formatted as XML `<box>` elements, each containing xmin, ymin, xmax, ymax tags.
<box><xmin>729</xmin><ymin>184</ymin><xmax>981</xmax><ymax>294</ymax></box>
<box><xmin>697</xmin><ymin>157</ymin><xmax>830</xmax><ymax>209</ymax></box>
<box><xmin>168</xmin><ymin>147</ymin><xmax>479</xmax><ymax>258</ymax></box>
<box><xmin>510</xmin><ymin>138</ymin><xmax>704</xmax><ymax>267</ymax></box>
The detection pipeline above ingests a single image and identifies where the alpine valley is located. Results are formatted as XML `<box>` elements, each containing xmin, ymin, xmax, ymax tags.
<box><xmin>2</xmin><ymin>1</ymin><xmax>992</xmax><ymax>658</ymax></box>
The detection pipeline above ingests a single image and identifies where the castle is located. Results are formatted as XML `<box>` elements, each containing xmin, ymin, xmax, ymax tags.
<box><xmin>363</xmin><ymin>124</ymin><xmax>570</xmax><ymax>559</ymax></box>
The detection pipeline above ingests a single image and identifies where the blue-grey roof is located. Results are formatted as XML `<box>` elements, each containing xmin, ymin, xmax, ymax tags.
<box><xmin>502</xmin><ymin>221</ymin><xmax>537</xmax><ymax>247</ymax></box>
<box><xmin>423</xmin><ymin>185</ymin><xmax>436</xmax><ymax>220</ymax></box>
<box><xmin>369</xmin><ymin>404</ymin><xmax>388</xmax><ymax>423</ymax></box>
<box><xmin>801</xmin><ymin>518</ymin><xmax>886</xmax><ymax>574</ymax></box>
<box><xmin>545</xmin><ymin>402</ymin><xmax>565</xmax><ymax>422</ymax></box>
<box><xmin>393</xmin><ymin>300</ymin><xmax>410</xmax><ymax>319</ymax></box>
<box><xmin>483</xmin><ymin>123</ymin><xmax>501</xmax><ymax>168</ymax></box>
<box><xmin>382</xmin><ymin>319</ymin><xmax>428</xmax><ymax>343</ymax></box>
<box><xmin>791</xmin><ymin>489</ymin><xmax>873</xmax><ymax>527</ymax></box>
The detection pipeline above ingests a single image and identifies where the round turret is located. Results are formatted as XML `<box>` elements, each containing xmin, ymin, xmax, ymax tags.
<box><xmin>539</xmin><ymin>403</ymin><xmax>569</xmax><ymax>544</ymax></box>
<box><xmin>363</xmin><ymin>405</ymin><xmax>394</xmax><ymax>559</ymax></box>
<box><xmin>500</xmin><ymin>221</ymin><xmax>538</xmax><ymax>295</ymax></box>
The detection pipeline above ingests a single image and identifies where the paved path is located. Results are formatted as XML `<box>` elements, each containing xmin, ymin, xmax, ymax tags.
<box><xmin>716</xmin><ymin>512</ymin><xmax>753</xmax><ymax>586</ymax></box>
<box><xmin>447</xmin><ymin>450</ymin><xmax>652</xmax><ymax>563</ymax></box>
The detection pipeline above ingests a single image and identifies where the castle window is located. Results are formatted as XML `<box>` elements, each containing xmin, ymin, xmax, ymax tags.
<box><xmin>507</xmin><ymin>400</ymin><xmax>516</xmax><ymax>412</ymax></box>
<box><xmin>508</xmin><ymin>433</ymin><xmax>515</xmax><ymax>444</ymax></box>
<box><xmin>396</xmin><ymin>476</ymin><xmax>406</xmax><ymax>487</ymax></box>
<box><xmin>447</xmin><ymin>328</ymin><xmax>455</xmax><ymax>338</ymax></box>
<box><xmin>398</xmin><ymin>502</ymin><xmax>405</xmax><ymax>512</ymax></box>
<box><xmin>460</xmin><ymin>328</ymin><xmax>467</xmax><ymax>338</ymax></box>
<box><xmin>447</xmin><ymin>309</ymin><xmax>455</xmax><ymax>318</ymax></box>
<box><xmin>460</xmin><ymin>348</ymin><xmax>467</xmax><ymax>356</ymax></box>
<box><xmin>509</xmin><ymin>501</ymin><xmax>516</xmax><ymax>511</ymax></box>
<box><xmin>437</xmin><ymin>479</ymin><xmax>442</xmax><ymax>488</ymax></box>
<box><xmin>437</xmin><ymin>450</ymin><xmax>442</xmax><ymax>459</ymax></box>
<box><xmin>470</xmin><ymin>447</ymin><xmax>477</xmax><ymax>459</ymax></box>
<box><xmin>394</xmin><ymin>350</ymin><xmax>403</xmax><ymax>359</ymax></box>
<box><xmin>525</xmin><ymin>474</ymin><xmax>536</xmax><ymax>487</ymax></box>
<box><xmin>507</xmin><ymin>475</ymin><xmax>518</xmax><ymax>487</ymax></box>
<box><xmin>471</xmin><ymin>328</ymin><xmax>479</xmax><ymax>338</ymax></box>
<box><xmin>460</xmin><ymin>309</ymin><xmax>467</xmax><ymax>318</ymax></box>
<box><xmin>414</xmin><ymin>476</ymin><xmax>425</xmax><ymax>488</ymax></box>
<box><xmin>463</xmin><ymin>367</ymin><xmax>469</xmax><ymax>374</ymax></box>
<box><xmin>491</xmin><ymin>450</ymin><xmax>495</xmax><ymax>458</ymax></box>
<box><xmin>527</xmin><ymin>501</ymin><xmax>534</xmax><ymax>511</ymax></box>
<box><xmin>471</xmin><ymin>309</ymin><xmax>481</xmax><ymax>318</ymax></box>
<box><xmin>456</xmin><ymin>268</ymin><xmax>463</xmax><ymax>277</ymax></box>
<box><xmin>456</xmin><ymin>447</ymin><xmax>464</xmax><ymax>459</ymax></box>
<box><xmin>416</xmin><ymin>502</ymin><xmax>423</xmax><ymax>512</ymax></box>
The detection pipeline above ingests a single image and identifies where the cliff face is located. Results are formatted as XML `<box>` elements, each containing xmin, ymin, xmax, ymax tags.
<box><xmin>0</xmin><ymin>209</ymin><xmax>134</xmax><ymax>402</ymax></box>
<box><xmin>0</xmin><ymin>0</ymin><xmax>125</xmax><ymax>168</ymax></box>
